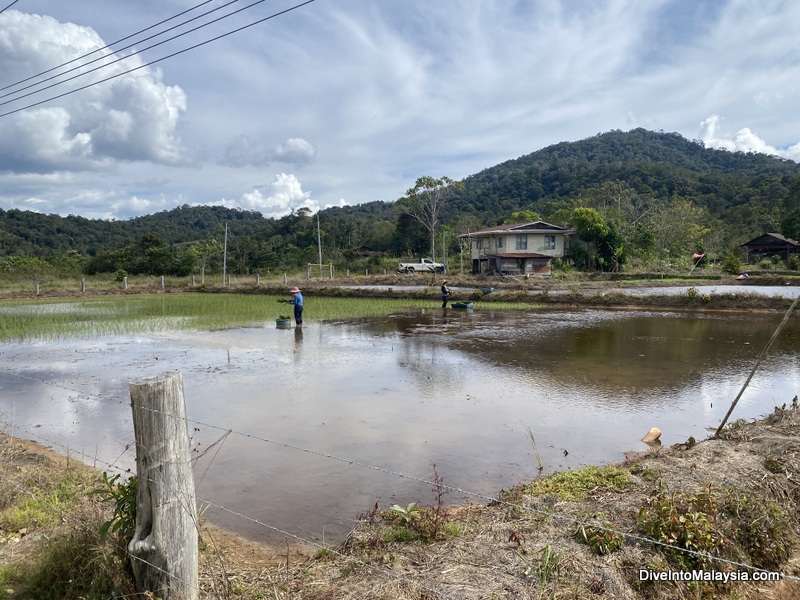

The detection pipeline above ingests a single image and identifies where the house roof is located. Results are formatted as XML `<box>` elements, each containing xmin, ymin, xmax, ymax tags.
<box><xmin>465</xmin><ymin>221</ymin><xmax>573</xmax><ymax>237</ymax></box>
<box><xmin>485</xmin><ymin>252</ymin><xmax>552</xmax><ymax>259</ymax></box>
<box><xmin>740</xmin><ymin>233</ymin><xmax>800</xmax><ymax>248</ymax></box>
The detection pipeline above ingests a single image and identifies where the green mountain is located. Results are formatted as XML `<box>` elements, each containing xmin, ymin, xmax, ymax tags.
<box><xmin>2</xmin><ymin>128</ymin><xmax>799</xmax><ymax>262</ymax></box>
<box><xmin>446</xmin><ymin>128</ymin><xmax>800</xmax><ymax>232</ymax></box>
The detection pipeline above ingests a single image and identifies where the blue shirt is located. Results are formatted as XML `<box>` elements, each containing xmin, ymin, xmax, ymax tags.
<box><xmin>289</xmin><ymin>292</ymin><xmax>303</xmax><ymax>307</ymax></box>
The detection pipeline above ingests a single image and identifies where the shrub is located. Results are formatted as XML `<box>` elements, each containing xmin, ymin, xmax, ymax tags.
<box><xmin>721</xmin><ymin>252</ymin><xmax>741</xmax><ymax>275</ymax></box>
<box><xmin>637</xmin><ymin>484</ymin><xmax>728</xmax><ymax>570</ymax></box>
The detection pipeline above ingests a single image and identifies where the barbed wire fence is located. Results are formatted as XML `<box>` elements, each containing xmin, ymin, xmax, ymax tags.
<box><xmin>1</xmin><ymin>366</ymin><xmax>799</xmax><ymax>598</ymax></box>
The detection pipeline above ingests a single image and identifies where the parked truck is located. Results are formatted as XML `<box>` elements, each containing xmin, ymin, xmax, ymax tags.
<box><xmin>397</xmin><ymin>258</ymin><xmax>446</xmax><ymax>273</ymax></box>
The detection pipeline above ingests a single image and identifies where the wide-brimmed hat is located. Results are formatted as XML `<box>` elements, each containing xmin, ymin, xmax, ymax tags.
<box><xmin>290</xmin><ymin>287</ymin><xmax>301</xmax><ymax>293</ymax></box>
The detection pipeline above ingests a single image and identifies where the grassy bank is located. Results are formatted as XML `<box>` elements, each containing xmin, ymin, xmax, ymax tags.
<box><xmin>2</xmin><ymin>404</ymin><xmax>799</xmax><ymax>599</ymax></box>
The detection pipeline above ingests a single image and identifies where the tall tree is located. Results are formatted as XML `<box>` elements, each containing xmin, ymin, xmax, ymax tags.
<box><xmin>396</xmin><ymin>176</ymin><xmax>464</xmax><ymax>262</ymax></box>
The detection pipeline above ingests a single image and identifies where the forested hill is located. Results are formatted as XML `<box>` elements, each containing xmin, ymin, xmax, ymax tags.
<box><xmin>2</xmin><ymin>128</ymin><xmax>799</xmax><ymax>260</ymax></box>
<box><xmin>0</xmin><ymin>204</ymin><xmax>270</xmax><ymax>257</ymax></box>
<box><xmin>446</xmin><ymin>128</ymin><xmax>800</xmax><ymax>231</ymax></box>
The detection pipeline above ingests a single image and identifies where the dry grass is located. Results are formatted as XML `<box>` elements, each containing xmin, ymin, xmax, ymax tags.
<box><xmin>2</xmin><ymin>401</ymin><xmax>800</xmax><ymax>599</ymax></box>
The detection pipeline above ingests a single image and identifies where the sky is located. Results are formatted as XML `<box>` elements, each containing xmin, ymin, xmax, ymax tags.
<box><xmin>0</xmin><ymin>0</ymin><xmax>799</xmax><ymax>221</ymax></box>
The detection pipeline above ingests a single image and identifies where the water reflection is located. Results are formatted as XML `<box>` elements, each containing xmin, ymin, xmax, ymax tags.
<box><xmin>0</xmin><ymin>308</ymin><xmax>798</xmax><ymax>545</ymax></box>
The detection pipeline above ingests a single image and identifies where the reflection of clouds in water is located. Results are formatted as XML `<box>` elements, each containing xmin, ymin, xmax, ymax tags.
<box><xmin>1</xmin><ymin>309</ymin><xmax>798</xmax><ymax>544</ymax></box>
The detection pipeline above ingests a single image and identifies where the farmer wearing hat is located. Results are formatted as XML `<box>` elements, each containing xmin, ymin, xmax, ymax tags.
<box><xmin>440</xmin><ymin>280</ymin><xmax>450</xmax><ymax>308</ymax></box>
<box><xmin>288</xmin><ymin>286</ymin><xmax>303</xmax><ymax>326</ymax></box>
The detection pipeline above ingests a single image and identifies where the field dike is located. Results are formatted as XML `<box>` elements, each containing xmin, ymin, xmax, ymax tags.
<box><xmin>1</xmin><ymin>400</ymin><xmax>799</xmax><ymax>599</ymax></box>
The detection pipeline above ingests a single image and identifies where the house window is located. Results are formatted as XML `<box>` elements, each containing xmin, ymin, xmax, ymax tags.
<box><xmin>544</xmin><ymin>235</ymin><xmax>556</xmax><ymax>250</ymax></box>
<box><xmin>516</xmin><ymin>235</ymin><xmax>527</xmax><ymax>250</ymax></box>
<box><xmin>496</xmin><ymin>237</ymin><xmax>503</xmax><ymax>249</ymax></box>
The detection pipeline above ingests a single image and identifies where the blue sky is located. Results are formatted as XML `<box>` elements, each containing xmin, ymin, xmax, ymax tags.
<box><xmin>0</xmin><ymin>0</ymin><xmax>798</xmax><ymax>220</ymax></box>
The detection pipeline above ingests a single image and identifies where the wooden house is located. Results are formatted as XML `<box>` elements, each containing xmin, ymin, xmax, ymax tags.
<box><xmin>462</xmin><ymin>221</ymin><xmax>574</xmax><ymax>276</ymax></box>
<box><xmin>740</xmin><ymin>233</ymin><xmax>799</xmax><ymax>262</ymax></box>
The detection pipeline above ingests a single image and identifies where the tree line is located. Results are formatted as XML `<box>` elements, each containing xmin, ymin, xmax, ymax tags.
<box><xmin>2</xmin><ymin>129</ymin><xmax>799</xmax><ymax>277</ymax></box>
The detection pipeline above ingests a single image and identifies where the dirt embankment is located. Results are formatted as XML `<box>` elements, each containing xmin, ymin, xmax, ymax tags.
<box><xmin>2</xmin><ymin>401</ymin><xmax>800</xmax><ymax>599</ymax></box>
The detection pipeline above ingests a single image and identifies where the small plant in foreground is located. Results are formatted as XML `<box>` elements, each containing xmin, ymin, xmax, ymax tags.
<box><xmin>518</xmin><ymin>544</ymin><xmax>563</xmax><ymax>599</ymax></box>
<box><xmin>89</xmin><ymin>473</ymin><xmax>137</xmax><ymax>545</ymax></box>
<box><xmin>526</xmin><ymin>427</ymin><xmax>544</xmax><ymax>471</ymax></box>
<box><xmin>382</xmin><ymin>464</ymin><xmax>453</xmax><ymax>543</ymax></box>
<box><xmin>388</xmin><ymin>502</ymin><xmax>420</xmax><ymax>525</ymax></box>
<box><xmin>637</xmin><ymin>484</ymin><xmax>728</xmax><ymax>570</ymax></box>
<box><xmin>573</xmin><ymin>515</ymin><xmax>624</xmax><ymax>555</ymax></box>
<box><xmin>723</xmin><ymin>491</ymin><xmax>793</xmax><ymax>571</ymax></box>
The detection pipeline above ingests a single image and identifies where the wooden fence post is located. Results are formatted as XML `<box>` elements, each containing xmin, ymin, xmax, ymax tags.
<box><xmin>128</xmin><ymin>371</ymin><xmax>198</xmax><ymax>600</ymax></box>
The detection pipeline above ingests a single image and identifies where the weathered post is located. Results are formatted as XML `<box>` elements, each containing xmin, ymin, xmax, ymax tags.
<box><xmin>128</xmin><ymin>371</ymin><xmax>198</xmax><ymax>600</ymax></box>
<box><xmin>160</xmin><ymin>275</ymin><xmax>165</xmax><ymax>290</ymax></box>
<box><xmin>34</xmin><ymin>279</ymin><xmax>40</xmax><ymax>296</ymax></box>
<box><xmin>256</xmin><ymin>273</ymin><xmax>260</xmax><ymax>286</ymax></box>
<box><xmin>81</xmin><ymin>278</ymin><xmax>86</xmax><ymax>293</ymax></box>
<box><xmin>123</xmin><ymin>276</ymin><xmax>128</xmax><ymax>290</ymax></box>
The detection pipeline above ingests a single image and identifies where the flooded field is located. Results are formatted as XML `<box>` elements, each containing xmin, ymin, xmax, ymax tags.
<box><xmin>1</xmin><ymin>303</ymin><xmax>799</xmax><ymax>545</ymax></box>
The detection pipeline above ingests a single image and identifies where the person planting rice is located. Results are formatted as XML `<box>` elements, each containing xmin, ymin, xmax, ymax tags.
<box><xmin>440</xmin><ymin>280</ymin><xmax>450</xmax><ymax>308</ymax></box>
<box><xmin>287</xmin><ymin>286</ymin><xmax>303</xmax><ymax>326</ymax></box>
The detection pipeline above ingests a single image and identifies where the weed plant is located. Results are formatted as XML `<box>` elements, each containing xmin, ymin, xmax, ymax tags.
<box><xmin>573</xmin><ymin>513</ymin><xmax>625</xmax><ymax>555</ymax></box>
<box><xmin>637</xmin><ymin>484</ymin><xmax>728</xmax><ymax>570</ymax></box>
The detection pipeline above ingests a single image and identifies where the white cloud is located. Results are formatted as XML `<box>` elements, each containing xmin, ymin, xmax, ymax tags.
<box><xmin>219</xmin><ymin>173</ymin><xmax>316</xmax><ymax>219</ymax></box>
<box><xmin>700</xmin><ymin>114</ymin><xmax>800</xmax><ymax>161</ymax></box>
<box><xmin>273</xmin><ymin>138</ymin><xmax>316</xmax><ymax>165</ymax></box>
<box><xmin>0</xmin><ymin>10</ymin><xmax>188</xmax><ymax>174</ymax></box>
<box><xmin>222</xmin><ymin>136</ymin><xmax>316</xmax><ymax>167</ymax></box>
<box><xmin>0</xmin><ymin>1</ymin><xmax>798</xmax><ymax>222</ymax></box>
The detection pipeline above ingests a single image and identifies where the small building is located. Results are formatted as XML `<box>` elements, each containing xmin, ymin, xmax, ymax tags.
<box><xmin>462</xmin><ymin>221</ymin><xmax>574</xmax><ymax>276</ymax></box>
<box><xmin>740</xmin><ymin>233</ymin><xmax>800</xmax><ymax>263</ymax></box>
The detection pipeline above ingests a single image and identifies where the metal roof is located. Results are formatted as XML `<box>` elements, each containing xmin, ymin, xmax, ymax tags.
<box><xmin>464</xmin><ymin>221</ymin><xmax>574</xmax><ymax>236</ymax></box>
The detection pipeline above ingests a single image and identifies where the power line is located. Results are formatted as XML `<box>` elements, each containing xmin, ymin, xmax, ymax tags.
<box><xmin>0</xmin><ymin>0</ymin><xmax>247</xmax><ymax>103</ymax></box>
<box><xmin>0</xmin><ymin>0</ymin><xmax>22</xmax><ymax>16</ymax></box>
<box><xmin>0</xmin><ymin>0</ymin><xmax>267</xmax><ymax>107</ymax></box>
<box><xmin>0</xmin><ymin>0</ymin><xmax>218</xmax><ymax>93</ymax></box>
<box><xmin>0</xmin><ymin>0</ymin><xmax>317</xmax><ymax>119</ymax></box>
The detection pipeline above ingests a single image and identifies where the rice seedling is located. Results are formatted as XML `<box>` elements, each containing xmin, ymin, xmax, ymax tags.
<box><xmin>0</xmin><ymin>294</ymin><xmax>521</xmax><ymax>341</ymax></box>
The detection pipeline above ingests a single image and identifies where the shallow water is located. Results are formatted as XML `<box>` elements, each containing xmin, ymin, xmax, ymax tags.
<box><xmin>1</xmin><ymin>307</ymin><xmax>798</xmax><ymax>544</ymax></box>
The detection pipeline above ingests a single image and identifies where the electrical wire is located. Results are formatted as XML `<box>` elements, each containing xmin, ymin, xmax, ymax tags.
<box><xmin>0</xmin><ymin>0</ymin><xmax>22</xmax><ymax>16</ymax></box>
<box><xmin>0</xmin><ymin>0</ymin><xmax>317</xmax><ymax>119</ymax></box>
<box><xmin>0</xmin><ymin>0</ymin><xmax>218</xmax><ymax>93</ymax></box>
<box><xmin>0</xmin><ymin>0</ymin><xmax>266</xmax><ymax>107</ymax></box>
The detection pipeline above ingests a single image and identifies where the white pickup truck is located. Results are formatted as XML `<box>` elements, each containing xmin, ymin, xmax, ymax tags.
<box><xmin>397</xmin><ymin>258</ymin><xmax>446</xmax><ymax>273</ymax></box>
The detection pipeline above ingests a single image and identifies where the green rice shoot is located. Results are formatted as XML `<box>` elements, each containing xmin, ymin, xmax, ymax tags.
<box><xmin>0</xmin><ymin>294</ymin><xmax>531</xmax><ymax>341</ymax></box>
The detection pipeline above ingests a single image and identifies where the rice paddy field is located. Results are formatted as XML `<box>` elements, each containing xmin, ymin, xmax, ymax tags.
<box><xmin>1</xmin><ymin>292</ymin><xmax>799</xmax><ymax>546</ymax></box>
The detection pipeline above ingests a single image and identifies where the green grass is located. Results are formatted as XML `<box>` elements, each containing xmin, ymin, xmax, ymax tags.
<box><xmin>526</xmin><ymin>465</ymin><xmax>632</xmax><ymax>502</ymax></box>
<box><xmin>0</xmin><ymin>294</ymin><xmax>532</xmax><ymax>341</ymax></box>
<box><xmin>0</xmin><ymin>471</ymin><xmax>89</xmax><ymax>531</ymax></box>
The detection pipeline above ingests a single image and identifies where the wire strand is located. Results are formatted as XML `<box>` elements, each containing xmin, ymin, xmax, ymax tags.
<box><xmin>0</xmin><ymin>0</ymin><xmax>317</xmax><ymax>118</ymax></box>
<box><xmin>0</xmin><ymin>0</ymin><xmax>257</xmax><ymax>105</ymax></box>
<box><xmin>3</xmin><ymin>417</ymin><xmax>798</xmax><ymax>583</ymax></box>
<box><xmin>0</xmin><ymin>0</ymin><xmax>217</xmax><ymax>93</ymax></box>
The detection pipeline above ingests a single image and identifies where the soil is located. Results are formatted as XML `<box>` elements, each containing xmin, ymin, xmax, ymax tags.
<box><xmin>2</xmin><ymin>400</ymin><xmax>800</xmax><ymax>599</ymax></box>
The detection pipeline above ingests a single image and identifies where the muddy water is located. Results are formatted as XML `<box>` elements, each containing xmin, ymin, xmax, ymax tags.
<box><xmin>1</xmin><ymin>307</ymin><xmax>799</xmax><ymax>545</ymax></box>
